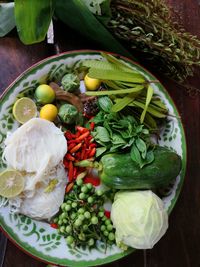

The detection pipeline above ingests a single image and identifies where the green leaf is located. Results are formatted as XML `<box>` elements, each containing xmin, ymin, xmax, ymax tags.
<box><xmin>82</xmin><ymin>59</ymin><xmax>122</xmax><ymax>71</ymax></box>
<box><xmin>95</xmin><ymin>126</ymin><xmax>110</xmax><ymax>142</ymax></box>
<box><xmin>98</xmin><ymin>96</ymin><xmax>113</xmax><ymax>112</ymax></box>
<box><xmin>101</xmin><ymin>53</ymin><xmax>134</xmax><ymax>72</ymax></box>
<box><xmin>0</xmin><ymin>3</ymin><xmax>15</xmax><ymax>37</ymax></box>
<box><xmin>104</xmin><ymin>80</ymin><xmax>125</xmax><ymax>90</ymax></box>
<box><xmin>88</xmin><ymin>68</ymin><xmax>145</xmax><ymax>83</ymax></box>
<box><xmin>135</xmin><ymin>138</ymin><xmax>146</xmax><ymax>153</ymax></box>
<box><xmin>15</xmin><ymin>0</ymin><xmax>55</xmax><ymax>44</ymax></box>
<box><xmin>141</xmin><ymin>149</ymin><xmax>154</xmax><ymax>168</ymax></box>
<box><xmin>112</xmin><ymin>94</ymin><xmax>138</xmax><ymax>112</ymax></box>
<box><xmin>94</xmin><ymin>0</ymin><xmax>112</xmax><ymax>25</ymax></box>
<box><xmin>130</xmin><ymin>144</ymin><xmax>142</xmax><ymax>167</ymax></box>
<box><xmin>111</xmin><ymin>133</ymin><xmax>126</xmax><ymax>145</ymax></box>
<box><xmin>140</xmin><ymin>85</ymin><xmax>154</xmax><ymax>123</ymax></box>
<box><xmin>55</xmin><ymin>0</ymin><xmax>132</xmax><ymax>57</ymax></box>
<box><xmin>96</xmin><ymin>147</ymin><xmax>107</xmax><ymax>157</ymax></box>
<box><xmin>85</xmin><ymin>85</ymin><xmax>144</xmax><ymax>96</ymax></box>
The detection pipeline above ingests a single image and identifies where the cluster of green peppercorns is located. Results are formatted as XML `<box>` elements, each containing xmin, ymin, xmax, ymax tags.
<box><xmin>53</xmin><ymin>178</ymin><xmax>115</xmax><ymax>248</ymax></box>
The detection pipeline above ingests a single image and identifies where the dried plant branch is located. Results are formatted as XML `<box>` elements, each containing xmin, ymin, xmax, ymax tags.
<box><xmin>107</xmin><ymin>0</ymin><xmax>200</xmax><ymax>87</ymax></box>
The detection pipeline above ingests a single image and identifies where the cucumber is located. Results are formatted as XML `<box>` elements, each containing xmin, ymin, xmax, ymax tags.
<box><xmin>99</xmin><ymin>146</ymin><xmax>182</xmax><ymax>189</ymax></box>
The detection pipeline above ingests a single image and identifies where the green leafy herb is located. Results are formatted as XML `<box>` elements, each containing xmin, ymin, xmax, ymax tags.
<box><xmin>91</xmin><ymin>103</ymin><xmax>154</xmax><ymax>167</ymax></box>
<box><xmin>94</xmin><ymin>126</ymin><xmax>110</xmax><ymax>143</ymax></box>
<box><xmin>130</xmin><ymin>144</ymin><xmax>142</xmax><ymax>167</ymax></box>
<box><xmin>98</xmin><ymin>96</ymin><xmax>113</xmax><ymax>112</ymax></box>
<box><xmin>83</xmin><ymin>53</ymin><xmax>168</xmax><ymax>125</ymax></box>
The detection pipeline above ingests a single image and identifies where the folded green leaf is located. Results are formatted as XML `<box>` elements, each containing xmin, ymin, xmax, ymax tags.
<box><xmin>88</xmin><ymin>68</ymin><xmax>145</xmax><ymax>83</ymax></box>
<box><xmin>15</xmin><ymin>0</ymin><xmax>55</xmax><ymax>44</ymax></box>
<box><xmin>101</xmin><ymin>52</ymin><xmax>134</xmax><ymax>72</ymax></box>
<box><xmin>103</xmin><ymin>80</ymin><xmax>125</xmax><ymax>90</ymax></box>
<box><xmin>140</xmin><ymin>85</ymin><xmax>154</xmax><ymax>123</ymax></box>
<box><xmin>55</xmin><ymin>0</ymin><xmax>132</xmax><ymax>57</ymax></box>
<box><xmin>129</xmin><ymin>100</ymin><xmax>167</xmax><ymax>118</ymax></box>
<box><xmin>86</xmin><ymin>85</ymin><xmax>144</xmax><ymax>96</ymax></box>
<box><xmin>82</xmin><ymin>59</ymin><xmax>123</xmax><ymax>71</ymax></box>
<box><xmin>112</xmin><ymin>93</ymin><xmax>140</xmax><ymax>112</ymax></box>
<box><xmin>0</xmin><ymin>3</ymin><xmax>15</xmax><ymax>37</ymax></box>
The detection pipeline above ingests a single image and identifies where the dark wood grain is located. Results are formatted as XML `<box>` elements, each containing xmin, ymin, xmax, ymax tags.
<box><xmin>1</xmin><ymin>0</ymin><xmax>200</xmax><ymax>266</ymax></box>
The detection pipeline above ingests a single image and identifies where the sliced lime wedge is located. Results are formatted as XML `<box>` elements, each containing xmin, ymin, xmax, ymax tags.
<box><xmin>0</xmin><ymin>169</ymin><xmax>25</xmax><ymax>198</ymax></box>
<box><xmin>12</xmin><ymin>97</ymin><xmax>37</xmax><ymax>124</ymax></box>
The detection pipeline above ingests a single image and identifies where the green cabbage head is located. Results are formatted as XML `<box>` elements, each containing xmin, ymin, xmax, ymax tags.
<box><xmin>111</xmin><ymin>190</ymin><xmax>168</xmax><ymax>250</ymax></box>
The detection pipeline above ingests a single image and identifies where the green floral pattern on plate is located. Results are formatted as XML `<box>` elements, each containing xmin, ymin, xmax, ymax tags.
<box><xmin>0</xmin><ymin>51</ymin><xmax>186</xmax><ymax>267</ymax></box>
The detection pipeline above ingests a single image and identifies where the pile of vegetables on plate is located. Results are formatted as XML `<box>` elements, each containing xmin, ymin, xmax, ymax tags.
<box><xmin>0</xmin><ymin>53</ymin><xmax>182</xmax><ymax>251</ymax></box>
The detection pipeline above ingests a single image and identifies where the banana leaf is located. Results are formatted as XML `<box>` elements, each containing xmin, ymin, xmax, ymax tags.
<box><xmin>14</xmin><ymin>0</ymin><xmax>55</xmax><ymax>44</ymax></box>
<box><xmin>55</xmin><ymin>0</ymin><xmax>132</xmax><ymax>58</ymax></box>
<box><xmin>0</xmin><ymin>3</ymin><xmax>15</xmax><ymax>37</ymax></box>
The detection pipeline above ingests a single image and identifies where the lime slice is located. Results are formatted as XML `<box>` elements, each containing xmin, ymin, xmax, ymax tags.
<box><xmin>13</xmin><ymin>97</ymin><xmax>37</xmax><ymax>124</ymax></box>
<box><xmin>0</xmin><ymin>169</ymin><xmax>25</xmax><ymax>198</ymax></box>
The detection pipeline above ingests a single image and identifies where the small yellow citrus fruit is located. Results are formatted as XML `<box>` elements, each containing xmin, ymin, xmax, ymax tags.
<box><xmin>0</xmin><ymin>169</ymin><xmax>25</xmax><ymax>198</ymax></box>
<box><xmin>12</xmin><ymin>97</ymin><xmax>37</xmax><ymax>124</ymax></box>
<box><xmin>35</xmin><ymin>84</ymin><xmax>55</xmax><ymax>104</ymax></box>
<box><xmin>84</xmin><ymin>74</ymin><xmax>101</xmax><ymax>91</ymax></box>
<box><xmin>40</xmin><ymin>104</ymin><xmax>58</xmax><ymax>122</ymax></box>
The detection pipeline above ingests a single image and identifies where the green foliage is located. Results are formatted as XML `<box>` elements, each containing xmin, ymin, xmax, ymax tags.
<box><xmin>108</xmin><ymin>0</ymin><xmax>200</xmax><ymax>83</ymax></box>
<box><xmin>55</xmin><ymin>0</ymin><xmax>131</xmax><ymax>57</ymax></box>
<box><xmin>91</xmin><ymin>100</ymin><xmax>154</xmax><ymax>167</ymax></box>
<box><xmin>14</xmin><ymin>0</ymin><xmax>55</xmax><ymax>44</ymax></box>
<box><xmin>0</xmin><ymin>3</ymin><xmax>15</xmax><ymax>37</ymax></box>
<box><xmin>83</xmin><ymin>53</ymin><xmax>168</xmax><ymax>126</ymax></box>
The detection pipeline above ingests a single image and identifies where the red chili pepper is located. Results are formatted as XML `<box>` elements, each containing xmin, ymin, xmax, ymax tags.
<box><xmin>88</xmin><ymin>135</ymin><xmax>93</xmax><ymax>140</ymax></box>
<box><xmin>65</xmin><ymin>131</ymin><xmax>72</xmax><ymax>139</ymax></box>
<box><xmin>75</xmin><ymin>131</ymin><xmax>90</xmax><ymax>142</ymax></box>
<box><xmin>83</xmin><ymin>112</ymin><xmax>93</xmax><ymax>119</ymax></box>
<box><xmin>90</xmin><ymin>122</ymin><xmax>95</xmax><ymax>131</ymax></box>
<box><xmin>68</xmin><ymin>161</ymin><xmax>74</xmax><ymax>182</ymax></box>
<box><xmin>65</xmin><ymin>182</ymin><xmax>74</xmax><ymax>193</ymax></box>
<box><xmin>68</xmin><ymin>143</ymin><xmax>76</xmax><ymax>151</ymax></box>
<box><xmin>73</xmin><ymin>167</ymin><xmax>78</xmax><ymax>179</ymax></box>
<box><xmin>88</xmin><ymin>147</ymin><xmax>96</xmax><ymax>158</ymax></box>
<box><xmin>81</xmin><ymin>145</ymin><xmax>87</xmax><ymax>160</ymax></box>
<box><xmin>76</xmin><ymin>152</ymin><xmax>81</xmax><ymax>160</ymax></box>
<box><xmin>83</xmin><ymin>176</ymin><xmax>101</xmax><ymax>186</ymax></box>
<box><xmin>104</xmin><ymin>210</ymin><xmax>111</xmax><ymax>219</ymax></box>
<box><xmin>63</xmin><ymin>158</ymin><xmax>69</xmax><ymax>168</ymax></box>
<box><xmin>76</xmin><ymin>126</ymin><xmax>87</xmax><ymax>133</ymax></box>
<box><xmin>71</xmin><ymin>133</ymin><xmax>77</xmax><ymax>138</ymax></box>
<box><xmin>66</xmin><ymin>153</ymin><xmax>75</xmax><ymax>161</ymax></box>
<box><xmin>89</xmin><ymin>143</ymin><xmax>96</xmax><ymax>148</ymax></box>
<box><xmin>70</xmin><ymin>143</ymin><xmax>82</xmax><ymax>154</ymax></box>
<box><xmin>68</xmin><ymin>140</ymin><xmax>77</xmax><ymax>144</ymax></box>
<box><xmin>50</xmin><ymin>223</ymin><xmax>58</xmax><ymax>229</ymax></box>
<box><xmin>75</xmin><ymin>131</ymin><xmax>81</xmax><ymax>138</ymax></box>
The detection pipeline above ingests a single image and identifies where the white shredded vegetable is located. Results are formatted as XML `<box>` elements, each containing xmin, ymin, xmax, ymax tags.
<box><xmin>2</xmin><ymin>118</ymin><xmax>68</xmax><ymax>220</ymax></box>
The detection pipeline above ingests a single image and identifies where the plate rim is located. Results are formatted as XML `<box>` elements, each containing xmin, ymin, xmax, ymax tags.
<box><xmin>0</xmin><ymin>49</ymin><xmax>187</xmax><ymax>266</ymax></box>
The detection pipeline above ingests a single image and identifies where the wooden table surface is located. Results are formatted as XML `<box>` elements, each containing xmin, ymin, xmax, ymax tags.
<box><xmin>0</xmin><ymin>1</ymin><xmax>200</xmax><ymax>266</ymax></box>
